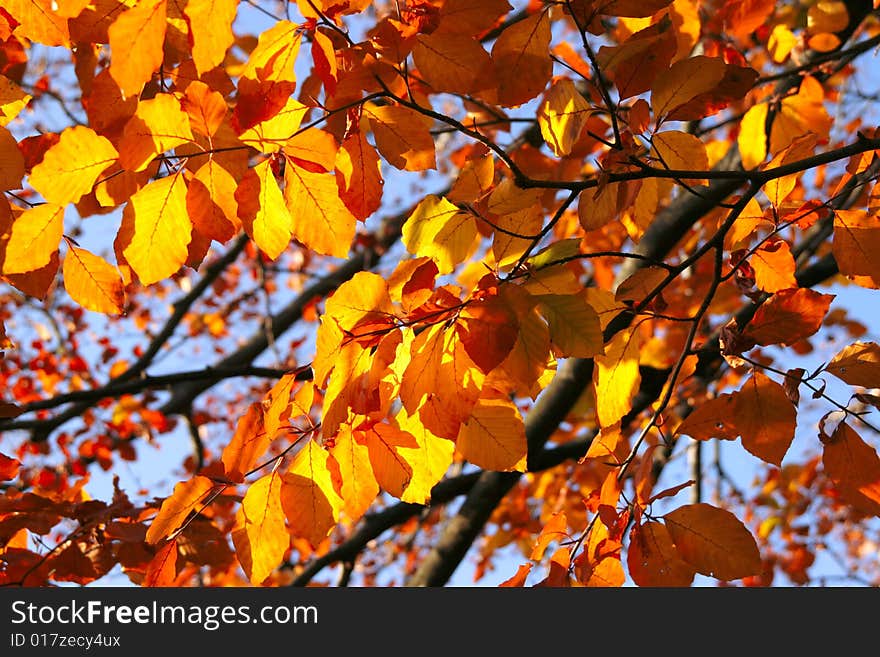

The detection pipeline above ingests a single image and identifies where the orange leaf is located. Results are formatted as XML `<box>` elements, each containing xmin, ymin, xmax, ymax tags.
<box><xmin>235</xmin><ymin>160</ymin><xmax>293</xmax><ymax>260</ymax></box>
<box><xmin>499</xmin><ymin>563</ymin><xmax>532</xmax><ymax>587</ymax></box>
<box><xmin>118</xmin><ymin>94</ymin><xmax>195</xmax><ymax>172</ymax></box>
<box><xmin>490</xmin><ymin>11</ymin><xmax>551</xmax><ymax>107</ymax></box>
<box><xmin>240</xmin><ymin>20</ymin><xmax>301</xmax><ymax>84</ymax></box>
<box><xmin>232</xmin><ymin>472</ymin><xmax>288</xmax><ymax>584</ymax></box>
<box><xmin>652</xmin><ymin>130</ymin><xmax>708</xmax><ymax>184</ymax></box>
<box><xmin>822</xmin><ymin>422</ymin><xmax>880</xmax><ymax>515</ymax></box>
<box><xmin>359</xmin><ymin>422</ymin><xmax>417</xmax><ymax>499</ymax></box>
<box><xmin>536</xmin><ymin>292</ymin><xmax>603</xmax><ymax>358</ymax></box>
<box><xmin>393</xmin><ymin>408</ymin><xmax>455</xmax><ymax>504</ymax></box>
<box><xmin>597</xmin><ymin>16</ymin><xmax>676</xmax><ymax>100</ymax></box>
<box><xmin>187</xmin><ymin>159</ymin><xmax>239</xmax><ymax>243</ymax></box>
<box><xmin>743</xmin><ymin>288</ymin><xmax>834</xmax><ymax>346</ymax></box>
<box><xmin>239</xmin><ymin>98</ymin><xmax>308</xmax><ymax>153</ymax></box>
<box><xmin>284</xmin><ymin>162</ymin><xmax>357</xmax><ymax>258</ymax></box>
<box><xmin>4</xmin><ymin>0</ymin><xmax>70</xmax><ymax>46</ymax></box>
<box><xmin>62</xmin><ymin>245</ymin><xmax>125</xmax><ymax>315</ymax></box>
<box><xmin>281</xmin><ymin>440</ymin><xmax>343</xmax><ymax>548</ymax></box>
<box><xmin>738</xmin><ymin>103</ymin><xmax>769</xmax><ymax>170</ymax></box>
<box><xmin>628</xmin><ymin>521</ymin><xmax>695</xmax><ymax>587</ymax></box>
<box><xmin>336</xmin><ymin>127</ymin><xmax>384</xmax><ymax>221</ymax></box>
<box><xmin>221</xmin><ymin>403</ymin><xmax>269</xmax><ymax>483</ymax></box>
<box><xmin>0</xmin><ymin>452</ymin><xmax>21</xmax><ymax>481</ymax></box>
<box><xmin>599</xmin><ymin>0</ymin><xmax>674</xmax><ymax>16</ymax></box>
<box><xmin>123</xmin><ymin>173</ymin><xmax>192</xmax><ymax>286</ymax></box>
<box><xmin>456</xmin><ymin>291</ymin><xmax>520</xmax><ymax>374</ymax></box>
<box><xmin>363</xmin><ymin>103</ymin><xmax>436</xmax><ymax>171</ymax></box>
<box><xmin>664</xmin><ymin>503</ymin><xmax>761</xmax><ymax>581</ymax></box>
<box><xmin>2</xmin><ymin>203</ymin><xmax>64</xmax><ymax>275</ymax></box>
<box><xmin>826</xmin><ymin>341</ymin><xmax>880</xmax><ymax>388</ymax></box>
<box><xmin>184</xmin><ymin>0</ymin><xmax>238</xmax><ymax>75</ymax></box>
<box><xmin>108</xmin><ymin>0</ymin><xmax>167</xmax><ymax>99</ymax></box>
<box><xmin>456</xmin><ymin>396</ymin><xmax>527</xmax><ymax>472</ymax></box>
<box><xmin>530</xmin><ymin>511</ymin><xmax>568</xmax><ymax>561</ymax></box>
<box><xmin>413</xmin><ymin>30</ymin><xmax>492</xmax><ymax>95</ymax></box>
<box><xmin>751</xmin><ymin>239</ymin><xmax>797</xmax><ymax>293</ymax></box>
<box><xmin>29</xmin><ymin>126</ymin><xmax>118</xmax><ymax>206</ymax></box>
<box><xmin>437</xmin><ymin>0</ymin><xmax>512</xmax><ymax>35</ymax></box>
<box><xmin>538</xmin><ymin>78</ymin><xmax>594</xmax><ymax>156</ymax></box>
<box><xmin>144</xmin><ymin>539</ymin><xmax>178</xmax><ymax>587</ymax></box>
<box><xmin>735</xmin><ymin>372</ymin><xmax>797</xmax><ymax>466</ymax></box>
<box><xmin>283</xmin><ymin>129</ymin><xmax>337</xmax><ymax>172</ymax></box>
<box><xmin>0</xmin><ymin>77</ymin><xmax>31</xmax><ymax>127</ymax></box>
<box><xmin>651</xmin><ymin>55</ymin><xmax>725</xmax><ymax>121</ymax></box>
<box><xmin>674</xmin><ymin>394</ymin><xmax>740</xmax><ymax>441</ymax></box>
<box><xmin>594</xmin><ymin>327</ymin><xmax>641</xmax><ymax>428</ymax></box>
<box><xmin>262</xmin><ymin>373</ymin><xmax>298</xmax><ymax>440</ymax></box>
<box><xmin>770</xmin><ymin>76</ymin><xmax>832</xmax><ymax>156</ymax></box>
<box><xmin>0</xmin><ymin>125</ymin><xmax>25</xmax><ymax>190</ymax></box>
<box><xmin>145</xmin><ymin>475</ymin><xmax>216</xmax><ymax>544</ymax></box>
<box><xmin>324</xmin><ymin>271</ymin><xmax>395</xmax><ymax>334</ymax></box>
<box><xmin>833</xmin><ymin>209</ymin><xmax>880</xmax><ymax>286</ymax></box>
<box><xmin>182</xmin><ymin>81</ymin><xmax>228</xmax><ymax>138</ymax></box>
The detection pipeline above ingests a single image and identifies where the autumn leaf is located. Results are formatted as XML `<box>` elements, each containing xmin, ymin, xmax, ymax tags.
<box><xmin>182</xmin><ymin>81</ymin><xmax>229</xmax><ymax>138</ymax></box>
<box><xmin>146</xmin><ymin>475</ymin><xmax>216</xmax><ymax>544</ymax></box>
<box><xmin>144</xmin><ymin>539</ymin><xmax>178</xmax><ymax>587</ymax></box>
<box><xmin>0</xmin><ymin>77</ymin><xmax>31</xmax><ymax>127</ymax></box>
<box><xmin>822</xmin><ymin>422</ymin><xmax>880</xmax><ymax>515</ymax></box>
<box><xmin>221</xmin><ymin>403</ymin><xmax>269</xmax><ymax>483</ymax></box>
<box><xmin>29</xmin><ymin>126</ymin><xmax>118</xmax><ymax>206</ymax></box>
<box><xmin>402</xmin><ymin>194</ymin><xmax>478</xmax><ymax>274</ymax></box>
<box><xmin>535</xmin><ymin>292</ymin><xmax>603</xmax><ymax>358</ymax></box>
<box><xmin>652</xmin><ymin>57</ymin><xmax>757</xmax><ymax>122</ymax></box>
<box><xmin>123</xmin><ymin>173</ymin><xmax>192</xmax><ymax>286</ymax></box>
<box><xmin>735</xmin><ymin>372</ymin><xmax>797</xmax><ymax>466</ymax></box>
<box><xmin>664</xmin><ymin>503</ymin><xmax>761</xmax><ymax>581</ymax></box>
<box><xmin>674</xmin><ymin>394</ymin><xmax>740</xmax><ymax>441</ymax></box>
<box><xmin>530</xmin><ymin>511</ymin><xmax>568</xmax><ymax>561</ymax></box>
<box><xmin>597</xmin><ymin>16</ymin><xmax>677</xmax><ymax>100</ymax></box>
<box><xmin>538</xmin><ymin>78</ymin><xmax>594</xmax><ymax>157</ymax></box>
<box><xmin>4</xmin><ymin>0</ymin><xmax>70</xmax><ymax>47</ymax></box>
<box><xmin>456</xmin><ymin>396</ymin><xmax>527</xmax><ymax>472</ymax></box>
<box><xmin>413</xmin><ymin>30</ymin><xmax>493</xmax><ymax>96</ymax></box>
<box><xmin>490</xmin><ymin>11</ymin><xmax>552</xmax><ymax>107</ymax></box>
<box><xmin>652</xmin><ymin>130</ymin><xmax>708</xmax><ymax>184</ymax></box>
<box><xmin>594</xmin><ymin>328</ymin><xmax>641</xmax><ymax>428</ymax></box>
<box><xmin>455</xmin><ymin>291</ymin><xmax>520</xmax><ymax>374</ymax></box>
<box><xmin>628</xmin><ymin>521</ymin><xmax>696</xmax><ymax>587</ymax></box>
<box><xmin>328</xmin><ymin>426</ymin><xmax>379</xmax><ymax>521</ymax></box>
<box><xmin>0</xmin><ymin>126</ymin><xmax>25</xmax><ymax>190</ymax></box>
<box><xmin>108</xmin><ymin>0</ymin><xmax>167</xmax><ymax>99</ymax></box>
<box><xmin>232</xmin><ymin>472</ymin><xmax>288</xmax><ymax>584</ymax></box>
<box><xmin>2</xmin><ymin>204</ymin><xmax>64</xmax><ymax>275</ymax></box>
<box><xmin>284</xmin><ymin>162</ymin><xmax>357</xmax><ymax>258</ymax></box>
<box><xmin>187</xmin><ymin>159</ymin><xmax>239</xmax><ymax>243</ymax></box>
<box><xmin>336</xmin><ymin>128</ymin><xmax>384</xmax><ymax>221</ymax></box>
<box><xmin>184</xmin><ymin>0</ymin><xmax>238</xmax><ymax>75</ymax></box>
<box><xmin>62</xmin><ymin>245</ymin><xmax>125</xmax><ymax>315</ymax></box>
<box><xmin>235</xmin><ymin>159</ymin><xmax>292</xmax><ymax>260</ymax></box>
<box><xmin>833</xmin><ymin>209</ymin><xmax>880</xmax><ymax>286</ymax></box>
<box><xmin>743</xmin><ymin>288</ymin><xmax>834</xmax><ymax>346</ymax></box>
<box><xmin>751</xmin><ymin>239</ymin><xmax>797</xmax><ymax>293</ymax></box>
<box><xmin>364</xmin><ymin>103</ymin><xmax>436</xmax><ymax>171</ymax></box>
<box><xmin>826</xmin><ymin>341</ymin><xmax>880</xmax><ymax>388</ymax></box>
<box><xmin>281</xmin><ymin>440</ymin><xmax>343</xmax><ymax>548</ymax></box>
<box><xmin>118</xmin><ymin>94</ymin><xmax>195</xmax><ymax>172</ymax></box>
<box><xmin>0</xmin><ymin>452</ymin><xmax>21</xmax><ymax>481</ymax></box>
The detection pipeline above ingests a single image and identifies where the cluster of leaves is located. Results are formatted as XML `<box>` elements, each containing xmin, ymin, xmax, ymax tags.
<box><xmin>1</xmin><ymin>0</ymin><xmax>880</xmax><ymax>588</ymax></box>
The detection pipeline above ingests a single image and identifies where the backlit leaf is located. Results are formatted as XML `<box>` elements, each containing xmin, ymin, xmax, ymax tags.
<box><xmin>628</xmin><ymin>521</ymin><xmax>696</xmax><ymax>587</ymax></box>
<box><xmin>751</xmin><ymin>239</ymin><xmax>796</xmax><ymax>293</ymax></box>
<box><xmin>29</xmin><ymin>126</ymin><xmax>118</xmax><ymax>205</ymax></box>
<box><xmin>536</xmin><ymin>292</ymin><xmax>603</xmax><ymax>358</ymax></box>
<box><xmin>329</xmin><ymin>426</ymin><xmax>379</xmax><ymax>521</ymax></box>
<box><xmin>652</xmin><ymin>56</ymin><xmax>726</xmax><ymax>122</ymax></box>
<box><xmin>118</xmin><ymin>94</ymin><xmax>195</xmax><ymax>172</ymax></box>
<box><xmin>187</xmin><ymin>159</ymin><xmax>239</xmax><ymax>243</ymax></box>
<box><xmin>0</xmin><ymin>77</ymin><xmax>31</xmax><ymax>127</ymax></box>
<box><xmin>284</xmin><ymin>162</ymin><xmax>357</xmax><ymax>258</ymax></box>
<box><xmin>281</xmin><ymin>440</ymin><xmax>343</xmax><ymax>548</ymax></box>
<box><xmin>184</xmin><ymin>0</ymin><xmax>238</xmax><ymax>75</ymax></box>
<box><xmin>456</xmin><ymin>291</ymin><xmax>520</xmax><ymax>374</ymax></box>
<box><xmin>364</xmin><ymin>103</ymin><xmax>436</xmax><ymax>171</ymax></box>
<box><xmin>491</xmin><ymin>11</ymin><xmax>552</xmax><ymax>107</ymax></box>
<box><xmin>336</xmin><ymin>128</ymin><xmax>384</xmax><ymax>220</ymax></box>
<box><xmin>413</xmin><ymin>30</ymin><xmax>492</xmax><ymax>95</ymax></box>
<box><xmin>123</xmin><ymin>174</ymin><xmax>191</xmax><ymax>286</ymax></box>
<box><xmin>744</xmin><ymin>288</ymin><xmax>834</xmax><ymax>346</ymax></box>
<box><xmin>833</xmin><ymin>210</ymin><xmax>880</xmax><ymax>286</ymax></box>
<box><xmin>0</xmin><ymin>126</ymin><xmax>25</xmax><ymax>190</ymax></box>
<box><xmin>108</xmin><ymin>0</ymin><xmax>167</xmax><ymax>99</ymax></box>
<box><xmin>456</xmin><ymin>396</ymin><xmax>528</xmax><ymax>472</ymax></box>
<box><xmin>359</xmin><ymin>422</ymin><xmax>416</xmax><ymax>499</ymax></box>
<box><xmin>0</xmin><ymin>452</ymin><xmax>21</xmax><ymax>481</ymax></box>
<box><xmin>235</xmin><ymin>160</ymin><xmax>292</xmax><ymax>260</ymax></box>
<box><xmin>664</xmin><ymin>503</ymin><xmax>761</xmax><ymax>581</ymax></box>
<box><xmin>735</xmin><ymin>372</ymin><xmax>797</xmax><ymax>466</ymax></box>
<box><xmin>674</xmin><ymin>394</ymin><xmax>739</xmax><ymax>441</ymax></box>
<box><xmin>3</xmin><ymin>204</ymin><xmax>64</xmax><ymax>275</ymax></box>
<box><xmin>144</xmin><ymin>539</ymin><xmax>178</xmax><ymax>587</ymax></box>
<box><xmin>62</xmin><ymin>245</ymin><xmax>124</xmax><ymax>314</ymax></box>
<box><xmin>233</xmin><ymin>472</ymin><xmax>288</xmax><ymax>584</ymax></box>
<box><xmin>538</xmin><ymin>78</ymin><xmax>593</xmax><ymax>157</ymax></box>
<box><xmin>822</xmin><ymin>422</ymin><xmax>880</xmax><ymax>516</ymax></box>
<box><xmin>652</xmin><ymin>130</ymin><xmax>708</xmax><ymax>184</ymax></box>
<box><xmin>826</xmin><ymin>342</ymin><xmax>880</xmax><ymax>388</ymax></box>
<box><xmin>221</xmin><ymin>403</ymin><xmax>269</xmax><ymax>483</ymax></box>
<box><xmin>402</xmin><ymin>195</ymin><xmax>478</xmax><ymax>274</ymax></box>
<box><xmin>146</xmin><ymin>475</ymin><xmax>216</xmax><ymax>544</ymax></box>
<box><xmin>4</xmin><ymin>0</ymin><xmax>70</xmax><ymax>46</ymax></box>
<box><xmin>594</xmin><ymin>328</ymin><xmax>641</xmax><ymax>428</ymax></box>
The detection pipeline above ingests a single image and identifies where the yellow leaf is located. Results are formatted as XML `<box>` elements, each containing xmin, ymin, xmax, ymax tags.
<box><xmin>531</xmin><ymin>511</ymin><xmax>568</xmax><ymax>561</ymax></box>
<box><xmin>363</xmin><ymin>103</ymin><xmax>436</xmax><ymax>171</ymax></box>
<box><xmin>628</xmin><ymin>521</ymin><xmax>695</xmax><ymax>587</ymax></box>
<box><xmin>394</xmin><ymin>409</ymin><xmax>455</xmax><ymax>504</ymax></box>
<box><xmin>594</xmin><ymin>328</ymin><xmax>641</xmax><ymax>428</ymax></box>
<box><xmin>822</xmin><ymin>422</ymin><xmax>880</xmax><ymax>516</ymax></box>
<box><xmin>281</xmin><ymin>440</ymin><xmax>343</xmax><ymax>548</ymax></box>
<box><xmin>826</xmin><ymin>342</ymin><xmax>880</xmax><ymax>388</ymax></box>
<box><xmin>770</xmin><ymin>76</ymin><xmax>832</xmax><ymax>156</ymax></box>
<box><xmin>118</xmin><ymin>94</ymin><xmax>195</xmax><ymax>172</ymax></box>
<box><xmin>448</xmin><ymin>152</ymin><xmax>495</xmax><ymax>204</ymax></box>
<box><xmin>324</xmin><ymin>271</ymin><xmax>394</xmax><ymax>333</ymax></box>
<box><xmin>283</xmin><ymin>129</ymin><xmax>337</xmax><ymax>172</ymax></box>
<box><xmin>232</xmin><ymin>472</ymin><xmax>288</xmax><ymax>584</ymax></box>
<box><xmin>123</xmin><ymin>174</ymin><xmax>191</xmax><ymax>286</ymax></box>
<box><xmin>664</xmin><ymin>503</ymin><xmax>761</xmax><ymax>581</ymax></box>
<box><xmin>3</xmin><ymin>204</ymin><xmax>64</xmax><ymax>275</ymax></box>
<box><xmin>578</xmin><ymin>181</ymin><xmax>630</xmax><ymax>232</ymax></box>
<box><xmin>29</xmin><ymin>126</ymin><xmax>118</xmax><ymax>205</ymax></box>
<box><xmin>0</xmin><ymin>125</ymin><xmax>24</xmax><ymax>190</ymax></box>
<box><xmin>652</xmin><ymin>130</ymin><xmax>708</xmax><ymax>185</ymax></box>
<box><xmin>734</xmin><ymin>372</ymin><xmax>797</xmax><ymax>466</ymax></box>
<box><xmin>538</xmin><ymin>78</ymin><xmax>593</xmax><ymax>157</ymax></box>
<box><xmin>328</xmin><ymin>425</ymin><xmax>379</xmax><ymax>521</ymax></box>
<box><xmin>146</xmin><ymin>475</ymin><xmax>216</xmax><ymax>544</ymax></box>
<box><xmin>221</xmin><ymin>403</ymin><xmax>269</xmax><ymax>483</ymax></box>
<box><xmin>536</xmin><ymin>292</ymin><xmax>603</xmax><ymax>358</ymax></box>
<box><xmin>833</xmin><ymin>209</ymin><xmax>880</xmax><ymax>286</ymax></box>
<box><xmin>262</xmin><ymin>373</ymin><xmax>299</xmax><ymax>440</ymax></box>
<box><xmin>235</xmin><ymin>160</ymin><xmax>292</xmax><ymax>260</ymax></box>
<box><xmin>359</xmin><ymin>422</ymin><xmax>417</xmax><ymax>499</ymax></box>
<box><xmin>768</xmin><ymin>24</ymin><xmax>797</xmax><ymax>64</ymax></box>
<box><xmin>184</xmin><ymin>0</ymin><xmax>238</xmax><ymax>75</ymax></box>
<box><xmin>240</xmin><ymin>20</ymin><xmax>301</xmax><ymax>83</ymax></box>
<box><xmin>402</xmin><ymin>195</ymin><xmax>477</xmax><ymax>274</ymax></box>
<box><xmin>182</xmin><ymin>81</ymin><xmax>228</xmax><ymax>138</ymax></box>
<box><xmin>284</xmin><ymin>162</ymin><xmax>357</xmax><ymax>258</ymax></box>
<box><xmin>486</xmin><ymin>180</ymin><xmax>541</xmax><ymax>267</ymax></box>
<box><xmin>239</xmin><ymin>98</ymin><xmax>308</xmax><ymax>153</ymax></box>
<box><xmin>108</xmin><ymin>0</ymin><xmax>167</xmax><ymax>99</ymax></box>
<box><xmin>738</xmin><ymin>103</ymin><xmax>768</xmax><ymax>170</ymax></box>
<box><xmin>490</xmin><ymin>11</ymin><xmax>552</xmax><ymax>107</ymax></box>
<box><xmin>335</xmin><ymin>127</ymin><xmax>384</xmax><ymax>220</ymax></box>
<box><xmin>187</xmin><ymin>159</ymin><xmax>239</xmax><ymax>243</ymax></box>
<box><xmin>4</xmin><ymin>0</ymin><xmax>70</xmax><ymax>46</ymax></box>
<box><xmin>751</xmin><ymin>239</ymin><xmax>796</xmax><ymax>293</ymax></box>
<box><xmin>762</xmin><ymin>133</ymin><xmax>818</xmax><ymax>207</ymax></box>
<box><xmin>0</xmin><ymin>76</ymin><xmax>31</xmax><ymax>126</ymax></box>
<box><xmin>651</xmin><ymin>55</ymin><xmax>726</xmax><ymax>121</ymax></box>
<box><xmin>457</xmin><ymin>396</ymin><xmax>527</xmax><ymax>472</ymax></box>
<box><xmin>62</xmin><ymin>245</ymin><xmax>124</xmax><ymax>314</ymax></box>
<box><xmin>413</xmin><ymin>30</ymin><xmax>493</xmax><ymax>95</ymax></box>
